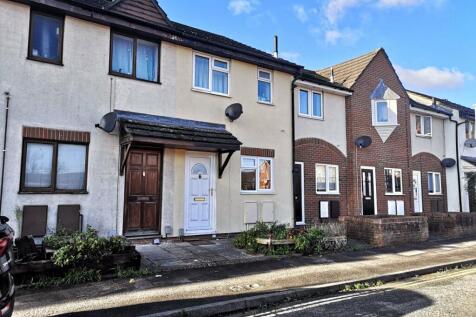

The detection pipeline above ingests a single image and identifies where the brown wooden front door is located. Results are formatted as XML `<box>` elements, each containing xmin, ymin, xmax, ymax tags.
<box><xmin>124</xmin><ymin>149</ymin><xmax>162</xmax><ymax>235</ymax></box>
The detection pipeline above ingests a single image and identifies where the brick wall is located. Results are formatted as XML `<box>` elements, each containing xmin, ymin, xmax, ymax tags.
<box><xmin>345</xmin><ymin>50</ymin><xmax>413</xmax><ymax>216</ymax></box>
<box><xmin>295</xmin><ymin>138</ymin><xmax>348</xmax><ymax>224</ymax></box>
<box><xmin>342</xmin><ymin>215</ymin><xmax>429</xmax><ymax>247</ymax></box>
<box><xmin>428</xmin><ymin>212</ymin><xmax>476</xmax><ymax>238</ymax></box>
<box><xmin>411</xmin><ymin>152</ymin><xmax>448</xmax><ymax>213</ymax></box>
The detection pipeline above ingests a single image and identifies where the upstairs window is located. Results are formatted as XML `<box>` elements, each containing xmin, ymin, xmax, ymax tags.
<box><xmin>28</xmin><ymin>11</ymin><xmax>64</xmax><ymax>64</ymax></box>
<box><xmin>416</xmin><ymin>115</ymin><xmax>432</xmax><ymax>136</ymax></box>
<box><xmin>257</xmin><ymin>69</ymin><xmax>272</xmax><ymax>104</ymax></box>
<box><xmin>240</xmin><ymin>157</ymin><xmax>273</xmax><ymax>193</ymax></box>
<box><xmin>375</xmin><ymin>101</ymin><xmax>389</xmax><ymax>123</ymax></box>
<box><xmin>466</xmin><ymin>121</ymin><xmax>475</xmax><ymax>139</ymax></box>
<box><xmin>193</xmin><ymin>53</ymin><xmax>229</xmax><ymax>95</ymax></box>
<box><xmin>428</xmin><ymin>172</ymin><xmax>442</xmax><ymax>195</ymax></box>
<box><xmin>299</xmin><ymin>89</ymin><xmax>323</xmax><ymax>119</ymax></box>
<box><xmin>385</xmin><ymin>168</ymin><xmax>403</xmax><ymax>195</ymax></box>
<box><xmin>111</xmin><ymin>33</ymin><xmax>160</xmax><ymax>83</ymax></box>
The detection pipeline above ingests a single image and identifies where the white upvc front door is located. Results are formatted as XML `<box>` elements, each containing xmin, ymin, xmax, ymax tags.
<box><xmin>413</xmin><ymin>170</ymin><xmax>423</xmax><ymax>213</ymax></box>
<box><xmin>185</xmin><ymin>153</ymin><xmax>216</xmax><ymax>234</ymax></box>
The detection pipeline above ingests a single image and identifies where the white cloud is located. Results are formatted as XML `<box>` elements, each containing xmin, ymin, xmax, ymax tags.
<box><xmin>377</xmin><ymin>0</ymin><xmax>424</xmax><ymax>7</ymax></box>
<box><xmin>324</xmin><ymin>28</ymin><xmax>361</xmax><ymax>45</ymax></box>
<box><xmin>279</xmin><ymin>51</ymin><xmax>301</xmax><ymax>63</ymax></box>
<box><xmin>395</xmin><ymin>65</ymin><xmax>474</xmax><ymax>89</ymax></box>
<box><xmin>293</xmin><ymin>4</ymin><xmax>308</xmax><ymax>23</ymax></box>
<box><xmin>324</xmin><ymin>0</ymin><xmax>361</xmax><ymax>25</ymax></box>
<box><xmin>228</xmin><ymin>0</ymin><xmax>259</xmax><ymax>15</ymax></box>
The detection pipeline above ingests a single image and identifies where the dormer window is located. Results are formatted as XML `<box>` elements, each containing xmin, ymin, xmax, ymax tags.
<box><xmin>370</xmin><ymin>80</ymin><xmax>400</xmax><ymax>127</ymax></box>
<box><xmin>376</xmin><ymin>101</ymin><xmax>389</xmax><ymax>123</ymax></box>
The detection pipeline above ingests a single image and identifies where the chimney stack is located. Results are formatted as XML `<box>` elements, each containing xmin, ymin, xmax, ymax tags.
<box><xmin>273</xmin><ymin>35</ymin><xmax>278</xmax><ymax>58</ymax></box>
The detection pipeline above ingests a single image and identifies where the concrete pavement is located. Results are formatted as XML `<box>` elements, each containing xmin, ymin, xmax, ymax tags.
<box><xmin>237</xmin><ymin>266</ymin><xmax>476</xmax><ymax>316</ymax></box>
<box><xmin>12</xmin><ymin>236</ymin><xmax>476</xmax><ymax>317</ymax></box>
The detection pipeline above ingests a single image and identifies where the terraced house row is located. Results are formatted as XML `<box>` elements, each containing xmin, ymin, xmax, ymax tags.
<box><xmin>0</xmin><ymin>0</ymin><xmax>474</xmax><ymax>246</ymax></box>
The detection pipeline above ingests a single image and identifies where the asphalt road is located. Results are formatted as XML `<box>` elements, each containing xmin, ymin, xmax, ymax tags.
<box><xmin>236</xmin><ymin>266</ymin><xmax>476</xmax><ymax>317</ymax></box>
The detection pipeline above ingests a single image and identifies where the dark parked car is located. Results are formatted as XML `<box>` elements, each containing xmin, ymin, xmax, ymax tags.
<box><xmin>0</xmin><ymin>216</ymin><xmax>14</xmax><ymax>317</ymax></box>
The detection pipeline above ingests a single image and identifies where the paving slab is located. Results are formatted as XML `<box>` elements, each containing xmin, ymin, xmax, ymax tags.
<box><xmin>12</xmin><ymin>236</ymin><xmax>476</xmax><ymax>317</ymax></box>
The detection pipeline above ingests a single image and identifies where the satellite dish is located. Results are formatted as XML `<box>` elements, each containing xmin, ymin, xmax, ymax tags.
<box><xmin>441</xmin><ymin>158</ymin><xmax>456</xmax><ymax>168</ymax></box>
<box><xmin>355</xmin><ymin>136</ymin><xmax>372</xmax><ymax>148</ymax></box>
<box><xmin>225</xmin><ymin>103</ymin><xmax>243</xmax><ymax>122</ymax></box>
<box><xmin>464</xmin><ymin>139</ymin><xmax>476</xmax><ymax>148</ymax></box>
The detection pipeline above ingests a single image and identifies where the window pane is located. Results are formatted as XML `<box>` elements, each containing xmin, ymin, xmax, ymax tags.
<box><xmin>213</xmin><ymin>59</ymin><xmax>228</xmax><ymax>69</ymax></box>
<box><xmin>376</xmin><ymin>101</ymin><xmax>389</xmax><ymax>122</ymax></box>
<box><xmin>25</xmin><ymin>143</ymin><xmax>54</xmax><ymax>188</ymax></box>
<box><xmin>385</xmin><ymin>169</ymin><xmax>393</xmax><ymax>193</ymax></box>
<box><xmin>241</xmin><ymin>158</ymin><xmax>256</xmax><ymax>168</ymax></box>
<box><xmin>435</xmin><ymin>174</ymin><xmax>441</xmax><ymax>193</ymax></box>
<box><xmin>258</xmin><ymin>71</ymin><xmax>271</xmax><ymax>80</ymax></box>
<box><xmin>212</xmin><ymin>70</ymin><xmax>228</xmax><ymax>94</ymax></box>
<box><xmin>136</xmin><ymin>40</ymin><xmax>158</xmax><ymax>82</ymax></box>
<box><xmin>328</xmin><ymin>166</ymin><xmax>337</xmax><ymax>191</ymax></box>
<box><xmin>312</xmin><ymin>93</ymin><xmax>322</xmax><ymax>117</ymax></box>
<box><xmin>428</xmin><ymin>173</ymin><xmax>434</xmax><ymax>193</ymax></box>
<box><xmin>31</xmin><ymin>13</ymin><xmax>62</xmax><ymax>61</ymax></box>
<box><xmin>258</xmin><ymin>80</ymin><xmax>271</xmax><ymax>103</ymax></box>
<box><xmin>394</xmin><ymin>170</ymin><xmax>402</xmax><ymax>193</ymax></box>
<box><xmin>416</xmin><ymin>115</ymin><xmax>422</xmax><ymax>134</ymax></box>
<box><xmin>259</xmin><ymin>159</ymin><xmax>272</xmax><ymax>190</ymax></box>
<box><xmin>112</xmin><ymin>34</ymin><xmax>133</xmax><ymax>75</ymax></box>
<box><xmin>56</xmin><ymin>144</ymin><xmax>87</xmax><ymax>190</ymax></box>
<box><xmin>424</xmin><ymin>117</ymin><xmax>431</xmax><ymax>135</ymax></box>
<box><xmin>299</xmin><ymin>90</ymin><xmax>309</xmax><ymax>115</ymax></box>
<box><xmin>316</xmin><ymin>165</ymin><xmax>326</xmax><ymax>192</ymax></box>
<box><xmin>194</xmin><ymin>55</ymin><xmax>209</xmax><ymax>89</ymax></box>
<box><xmin>241</xmin><ymin>169</ymin><xmax>256</xmax><ymax>191</ymax></box>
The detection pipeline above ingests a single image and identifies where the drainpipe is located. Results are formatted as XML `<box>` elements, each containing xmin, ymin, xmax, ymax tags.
<box><xmin>0</xmin><ymin>92</ymin><xmax>10</xmax><ymax>215</ymax></box>
<box><xmin>449</xmin><ymin>117</ymin><xmax>465</xmax><ymax>212</ymax></box>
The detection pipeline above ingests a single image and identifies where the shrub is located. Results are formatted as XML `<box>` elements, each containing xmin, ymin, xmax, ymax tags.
<box><xmin>233</xmin><ymin>222</ymin><xmax>291</xmax><ymax>255</ymax></box>
<box><xmin>294</xmin><ymin>227</ymin><xmax>324</xmax><ymax>255</ymax></box>
<box><xmin>48</xmin><ymin>226</ymin><xmax>129</xmax><ymax>268</ymax></box>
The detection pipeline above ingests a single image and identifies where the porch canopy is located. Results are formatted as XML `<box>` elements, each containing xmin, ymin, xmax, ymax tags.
<box><xmin>97</xmin><ymin>110</ymin><xmax>242</xmax><ymax>177</ymax></box>
<box><xmin>461</xmin><ymin>156</ymin><xmax>476</xmax><ymax>167</ymax></box>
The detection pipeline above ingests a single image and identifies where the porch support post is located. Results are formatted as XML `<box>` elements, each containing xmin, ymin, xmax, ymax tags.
<box><xmin>218</xmin><ymin>151</ymin><xmax>234</xmax><ymax>179</ymax></box>
<box><xmin>120</xmin><ymin>143</ymin><xmax>132</xmax><ymax>176</ymax></box>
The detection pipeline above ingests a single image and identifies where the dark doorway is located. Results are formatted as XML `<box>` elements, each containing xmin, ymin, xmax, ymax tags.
<box><xmin>362</xmin><ymin>168</ymin><xmax>375</xmax><ymax>215</ymax></box>
<box><xmin>124</xmin><ymin>149</ymin><xmax>162</xmax><ymax>236</ymax></box>
<box><xmin>467</xmin><ymin>173</ymin><xmax>476</xmax><ymax>213</ymax></box>
<box><xmin>293</xmin><ymin>163</ymin><xmax>304</xmax><ymax>224</ymax></box>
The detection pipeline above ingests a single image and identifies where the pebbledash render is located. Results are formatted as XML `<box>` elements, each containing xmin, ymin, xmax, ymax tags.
<box><xmin>0</xmin><ymin>0</ymin><xmax>474</xmax><ymax>243</ymax></box>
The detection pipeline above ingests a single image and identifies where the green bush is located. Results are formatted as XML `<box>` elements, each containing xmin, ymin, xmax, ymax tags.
<box><xmin>294</xmin><ymin>227</ymin><xmax>324</xmax><ymax>255</ymax></box>
<box><xmin>48</xmin><ymin>226</ymin><xmax>129</xmax><ymax>268</ymax></box>
<box><xmin>233</xmin><ymin>222</ymin><xmax>291</xmax><ymax>255</ymax></box>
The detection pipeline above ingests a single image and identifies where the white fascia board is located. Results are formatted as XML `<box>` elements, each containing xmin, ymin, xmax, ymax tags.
<box><xmin>295</xmin><ymin>80</ymin><xmax>352</xmax><ymax>96</ymax></box>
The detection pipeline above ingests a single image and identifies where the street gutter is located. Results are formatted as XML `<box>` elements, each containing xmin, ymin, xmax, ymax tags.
<box><xmin>145</xmin><ymin>258</ymin><xmax>476</xmax><ymax>317</ymax></box>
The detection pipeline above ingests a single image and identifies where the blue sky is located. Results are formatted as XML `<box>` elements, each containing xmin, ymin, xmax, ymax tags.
<box><xmin>160</xmin><ymin>0</ymin><xmax>475</xmax><ymax>107</ymax></box>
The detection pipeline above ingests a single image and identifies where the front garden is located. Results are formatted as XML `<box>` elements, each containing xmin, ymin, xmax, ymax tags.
<box><xmin>233</xmin><ymin>222</ymin><xmax>347</xmax><ymax>256</ymax></box>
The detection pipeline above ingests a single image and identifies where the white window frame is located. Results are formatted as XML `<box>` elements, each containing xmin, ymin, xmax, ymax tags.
<box><xmin>384</xmin><ymin>168</ymin><xmax>403</xmax><ymax>195</ymax></box>
<box><xmin>315</xmin><ymin>164</ymin><xmax>339</xmax><ymax>194</ymax></box>
<box><xmin>257</xmin><ymin>69</ymin><xmax>272</xmax><ymax>104</ymax></box>
<box><xmin>428</xmin><ymin>172</ymin><xmax>442</xmax><ymax>195</ymax></box>
<box><xmin>416</xmin><ymin>115</ymin><xmax>432</xmax><ymax>137</ymax></box>
<box><xmin>298</xmin><ymin>88</ymin><xmax>323</xmax><ymax>119</ymax></box>
<box><xmin>192</xmin><ymin>52</ymin><xmax>230</xmax><ymax>96</ymax></box>
<box><xmin>240</xmin><ymin>156</ymin><xmax>274</xmax><ymax>194</ymax></box>
<box><xmin>373</xmin><ymin>100</ymin><xmax>390</xmax><ymax>125</ymax></box>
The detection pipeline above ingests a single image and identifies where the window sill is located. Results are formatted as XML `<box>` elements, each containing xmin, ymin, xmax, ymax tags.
<box><xmin>257</xmin><ymin>101</ymin><xmax>274</xmax><ymax>106</ymax></box>
<box><xmin>298</xmin><ymin>114</ymin><xmax>324</xmax><ymax>121</ymax></box>
<box><xmin>416</xmin><ymin>134</ymin><xmax>432</xmax><ymax>138</ymax></box>
<box><xmin>316</xmin><ymin>192</ymin><xmax>339</xmax><ymax>195</ymax></box>
<box><xmin>240</xmin><ymin>191</ymin><xmax>275</xmax><ymax>195</ymax></box>
<box><xmin>429</xmin><ymin>193</ymin><xmax>443</xmax><ymax>196</ymax></box>
<box><xmin>109</xmin><ymin>72</ymin><xmax>161</xmax><ymax>85</ymax></box>
<box><xmin>373</xmin><ymin>123</ymin><xmax>399</xmax><ymax>127</ymax></box>
<box><xmin>19</xmin><ymin>191</ymin><xmax>89</xmax><ymax>195</ymax></box>
<box><xmin>27</xmin><ymin>56</ymin><xmax>63</xmax><ymax>66</ymax></box>
<box><xmin>192</xmin><ymin>88</ymin><xmax>231</xmax><ymax>98</ymax></box>
<box><xmin>385</xmin><ymin>193</ymin><xmax>404</xmax><ymax>196</ymax></box>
